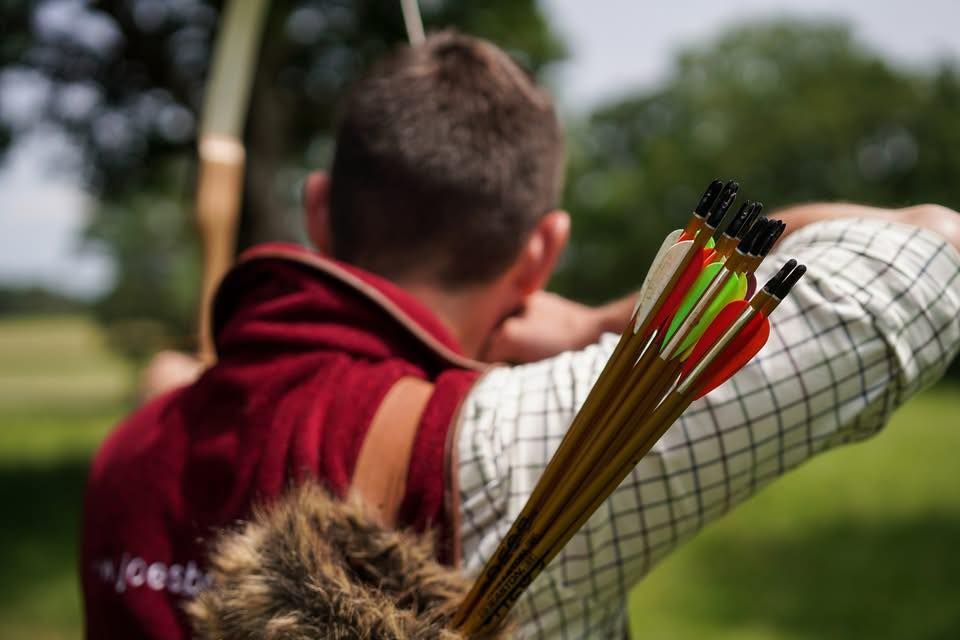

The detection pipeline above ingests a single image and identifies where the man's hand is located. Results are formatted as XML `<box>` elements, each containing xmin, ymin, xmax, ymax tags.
<box><xmin>480</xmin><ymin>291</ymin><xmax>636</xmax><ymax>364</ymax></box>
<box><xmin>140</xmin><ymin>350</ymin><xmax>206</xmax><ymax>402</ymax></box>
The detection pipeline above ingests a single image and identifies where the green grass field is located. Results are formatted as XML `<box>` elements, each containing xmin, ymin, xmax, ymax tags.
<box><xmin>0</xmin><ymin>316</ymin><xmax>131</xmax><ymax>639</ymax></box>
<box><xmin>0</xmin><ymin>315</ymin><xmax>957</xmax><ymax>639</ymax></box>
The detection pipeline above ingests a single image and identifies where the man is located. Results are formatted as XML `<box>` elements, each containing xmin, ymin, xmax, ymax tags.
<box><xmin>82</xmin><ymin>31</ymin><xmax>960</xmax><ymax>638</ymax></box>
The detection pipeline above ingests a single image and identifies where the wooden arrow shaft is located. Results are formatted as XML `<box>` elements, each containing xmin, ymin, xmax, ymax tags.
<box><xmin>470</xmin><ymin>382</ymin><xmax>688</xmax><ymax>636</ymax></box>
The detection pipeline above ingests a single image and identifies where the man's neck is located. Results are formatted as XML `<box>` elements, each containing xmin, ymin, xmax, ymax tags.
<box><xmin>399</xmin><ymin>282</ymin><xmax>503</xmax><ymax>359</ymax></box>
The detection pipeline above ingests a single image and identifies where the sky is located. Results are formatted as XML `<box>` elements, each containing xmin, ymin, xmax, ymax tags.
<box><xmin>1</xmin><ymin>0</ymin><xmax>959</xmax><ymax>298</ymax></box>
<box><xmin>541</xmin><ymin>0</ymin><xmax>960</xmax><ymax>111</ymax></box>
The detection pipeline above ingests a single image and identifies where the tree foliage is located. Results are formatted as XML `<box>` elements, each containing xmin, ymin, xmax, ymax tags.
<box><xmin>0</xmin><ymin>0</ymin><xmax>563</xmax><ymax>357</ymax></box>
<box><xmin>555</xmin><ymin>20</ymin><xmax>960</xmax><ymax>303</ymax></box>
<box><xmin>4</xmin><ymin>11</ymin><xmax>960</xmax><ymax>364</ymax></box>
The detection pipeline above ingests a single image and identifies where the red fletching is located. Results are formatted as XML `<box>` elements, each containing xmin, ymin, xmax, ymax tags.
<box><xmin>681</xmin><ymin>300</ymin><xmax>749</xmax><ymax>378</ymax></box>
<box><xmin>679</xmin><ymin>300</ymin><xmax>770</xmax><ymax>399</ymax></box>
<box><xmin>648</xmin><ymin>248</ymin><xmax>708</xmax><ymax>339</ymax></box>
<box><xmin>695</xmin><ymin>320</ymin><xmax>768</xmax><ymax>399</ymax></box>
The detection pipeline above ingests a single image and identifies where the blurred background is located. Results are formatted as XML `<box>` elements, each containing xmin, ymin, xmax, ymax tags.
<box><xmin>1</xmin><ymin>0</ymin><xmax>959</xmax><ymax>637</ymax></box>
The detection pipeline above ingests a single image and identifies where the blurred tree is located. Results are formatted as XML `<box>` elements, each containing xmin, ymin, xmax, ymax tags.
<box><xmin>4</xmin><ymin>10</ymin><xmax>959</xmax><ymax>366</ymax></box>
<box><xmin>555</xmin><ymin>20</ymin><xmax>960</xmax><ymax>306</ymax></box>
<box><xmin>0</xmin><ymin>285</ymin><xmax>84</xmax><ymax>315</ymax></box>
<box><xmin>0</xmin><ymin>0</ymin><xmax>564</xmax><ymax>359</ymax></box>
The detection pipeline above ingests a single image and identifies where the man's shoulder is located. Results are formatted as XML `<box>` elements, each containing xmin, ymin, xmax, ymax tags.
<box><xmin>88</xmin><ymin>389</ymin><xmax>187</xmax><ymax>486</ymax></box>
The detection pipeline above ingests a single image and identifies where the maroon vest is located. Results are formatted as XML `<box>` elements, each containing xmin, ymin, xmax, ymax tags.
<box><xmin>81</xmin><ymin>244</ymin><xmax>485</xmax><ymax>639</ymax></box>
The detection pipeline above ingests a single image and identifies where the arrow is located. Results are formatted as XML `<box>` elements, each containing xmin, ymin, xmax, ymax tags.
<box><xmin>633</xmin><ymin>230</ymin><xmax>686</xmax><ymax>328</ymax></box>
<box><xmin>680</xmin><ymin>298</ymin><xmax>769</xmax><ymax>396</ymax></box>
<box><xmin>681</xmin><ymin>179</ymin><xmax>725</xmax><ymax>240</ymax></box>
<box><xmin>465</xmin><ymin>260</ymin><xmax>807</xmax><ymax>636</ymax></box>
<box><xmin>455</xmin><ymin>181</ymin><xmax>743</xmax><ymax>634</ymax></box>
<box><xmin>633</xmin><ymin>180</ymin><xmax>740</xmax><ymax>338</ymax></box>
<box><xmin>655</xmin><ymin>205</ymin><xmax>766</xmax><ymax>347</ymax></box>
<box><xmin>633</xmin><ymin>201</ymin><xmax>759</xmax><ymax>346</ymax></box>
<box><xmin>703</xmin><ymin>200</ymin><xmax>762</xmax><ymax>265</ymax></box>
<box><xmin>678</xmin><ymin>260</ymin><xmax>805</xmax><ymax>398</ymax></box>
<box><xmin>658</xmin><ymin>214</ymin><xmax>780</xmax><ymax>357</ymax></box>
<box><xmin>451</xmin><ymin>179</ymin><xmax>732</xmax><ymax>631</ymax></box>
<box><xmin>456</xmin><ymin>180</ymin><xmax>802</xmax><ymax>636</ymax></box>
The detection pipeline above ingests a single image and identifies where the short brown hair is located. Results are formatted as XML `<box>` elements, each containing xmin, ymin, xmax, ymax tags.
<box><xmin>329</xmin><ymin>30</ymin><xmax>564</xmax><ymax>287</ymax></box>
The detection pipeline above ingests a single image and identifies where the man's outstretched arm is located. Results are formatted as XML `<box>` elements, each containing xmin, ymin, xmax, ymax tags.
<box><xmin>482</xmin><ymin>203</ymin><xmax>960</xmax><ymax>366</ymax></box>
<box><xmin>777</xmin><ymin>203</ymin><xmax>960</xmax><ymax>251</ymax></box>
<box><xmin>456</xmin><ymin>205</ymin><xmax>960</xmax><ymax>638</ymax></box>
<box><xmin>480</xmin><ymin>291</ymin><xmax>636</xmax><ymax>364</ymax></box>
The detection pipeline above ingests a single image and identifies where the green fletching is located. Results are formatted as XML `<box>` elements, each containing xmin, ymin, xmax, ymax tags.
<box><xmin>705</xmin><ymin>237</ymin><xmax>716</xmax><ymax>250</ymax></box>
<box><xmin>662</xmin><ymin>268</ymin><xmax>748</xmax><ymax>355</ymax></box>
<box><xmin>662</xmin><ymin>263</ymin><xmax>724</xmax><ymax>349</ymax></box>
<box><xmin>676</xmin><ymin>273</ymin><xmax>748</xmax><ymax>356</ymax></box>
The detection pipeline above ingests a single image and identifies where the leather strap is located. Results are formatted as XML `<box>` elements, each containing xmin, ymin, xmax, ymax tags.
<box><xmin>351</xmin><ymin>377</ymin><xmax>434</xmax><ymax>527</ymax></box>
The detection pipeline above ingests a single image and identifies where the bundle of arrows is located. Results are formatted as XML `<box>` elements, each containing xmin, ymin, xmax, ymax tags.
<box><xmin>450</xmin><ymin>180</ymin><xmax>808</xmax><ymax>637</ymax></box>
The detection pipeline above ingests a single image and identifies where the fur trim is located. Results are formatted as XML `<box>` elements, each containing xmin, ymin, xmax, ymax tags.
<box><xmin>187</xmin><ymin>482</ymin><xmax>504</xmax><ymax>639</ymax></box>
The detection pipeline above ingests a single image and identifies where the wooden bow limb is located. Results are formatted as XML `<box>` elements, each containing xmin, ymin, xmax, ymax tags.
<box><xmin>195</xmin><ymin>134</ymin><xmax>246</xmax><ymax>364</ymax></box>
<box><xmin>195</xmin><ymin>0</ymin><xmax>270</xmax><ymax>364</ymax></box>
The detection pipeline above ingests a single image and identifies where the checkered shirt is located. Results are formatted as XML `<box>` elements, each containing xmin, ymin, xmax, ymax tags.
<box><xmin>456</xmin><ymin>218</ymin><xmax>960</xmax><ymax>638</ymax></box>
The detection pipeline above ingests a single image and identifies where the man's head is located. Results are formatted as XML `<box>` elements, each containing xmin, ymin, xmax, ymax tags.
<box><xmin>305</xmin><ymin>31</ymin><xmax>569</xmax><ymax>354</ymax></box>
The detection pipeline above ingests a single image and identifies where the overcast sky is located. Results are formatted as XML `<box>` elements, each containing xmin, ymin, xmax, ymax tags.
<box><xmin>2</xmin><ymin>0</ymin><xmax>959</xmax><ymax>297</ymax></box>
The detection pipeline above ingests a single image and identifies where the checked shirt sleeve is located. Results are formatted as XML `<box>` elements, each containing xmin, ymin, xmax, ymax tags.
<box><xmin>455</xmin><ymin>218</ymin><xmax>960</xmax><ymax>639</ymax></box>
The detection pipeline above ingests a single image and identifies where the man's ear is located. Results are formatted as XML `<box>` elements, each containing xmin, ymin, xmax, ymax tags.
<box><xmin>303</xmin><ymin>171</ymin><xmax>333</xmax><ymax>255</ymax></box>
<box><xmin>512</xmin><ymin>210</ymin><xmax>571</xmax><ymax>296</ymax></box>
